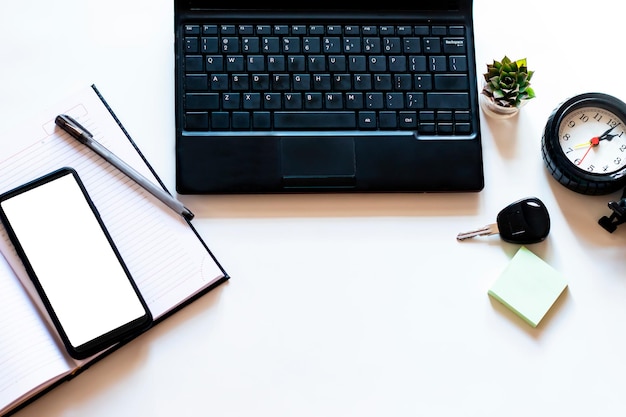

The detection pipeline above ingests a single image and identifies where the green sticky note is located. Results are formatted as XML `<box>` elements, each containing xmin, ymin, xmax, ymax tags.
<box><xmin>488</xmin><ymin>246</ymin><xmax>567</xmax><ymax>327</ymax></box>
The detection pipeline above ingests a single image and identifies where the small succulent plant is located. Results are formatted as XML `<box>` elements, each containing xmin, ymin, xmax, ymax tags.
<box><xmin>482</xmin><ymin>56</ymin><xmax>535</xmax><ymax>108</ymax></box>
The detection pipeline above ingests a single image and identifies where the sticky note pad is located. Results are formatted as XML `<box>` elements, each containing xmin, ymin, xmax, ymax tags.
<box><xmin>488</xmin><ymin>246</ymin><xmax>567</xmax><ymax>327</ymax></box>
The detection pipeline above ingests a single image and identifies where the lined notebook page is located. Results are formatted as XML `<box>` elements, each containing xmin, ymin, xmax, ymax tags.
<box><xmin>0</xmin><ymin>251</ymin><xmax>74</xmax><ymax>414</ymax></box>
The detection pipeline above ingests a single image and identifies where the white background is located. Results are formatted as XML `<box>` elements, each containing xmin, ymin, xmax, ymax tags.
<box><xmin>2</xmin><ymin>1</ymin><xmax>626</xmax><ymax>416</ymax></box>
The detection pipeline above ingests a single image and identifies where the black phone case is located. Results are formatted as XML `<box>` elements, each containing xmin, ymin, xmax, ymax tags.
<box><xmin>0</xmin><ymin>167</ymin><xmax>152</xmax><ymax>359</ymax></box>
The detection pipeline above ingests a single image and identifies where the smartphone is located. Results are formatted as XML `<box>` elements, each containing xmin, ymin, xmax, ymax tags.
<box><xmin>0</xmin><ymin>167</ymin><xmax>152</xmax><ymax>359</ymax></box>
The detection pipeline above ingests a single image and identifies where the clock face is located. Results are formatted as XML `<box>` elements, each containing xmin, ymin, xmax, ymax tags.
<box><xmin>558</xmin><ymin>106</ymin><xmax>626</xmax><ymax>175</ymax></box>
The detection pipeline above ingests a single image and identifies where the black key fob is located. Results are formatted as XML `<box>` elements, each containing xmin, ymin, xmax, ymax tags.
<box><xmin>496</xmin><ymin>197</ymin><xmax>551</xmax><ymax>244</ymax></box>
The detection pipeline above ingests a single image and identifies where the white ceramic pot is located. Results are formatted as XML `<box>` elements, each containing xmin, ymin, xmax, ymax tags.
<box><xmin>479</xmin><ymin>94</ymin><xmax>522</xmax><ymax>119</ymax></box>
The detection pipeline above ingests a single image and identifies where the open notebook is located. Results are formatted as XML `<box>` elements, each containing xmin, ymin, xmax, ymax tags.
<box><xmin>0</xmin><ymin>85</ymin><xmax>229</xmax><ymax>416</ymax></box>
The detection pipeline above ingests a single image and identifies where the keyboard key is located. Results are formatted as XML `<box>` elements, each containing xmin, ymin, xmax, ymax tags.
<box><xmin>231</xmin><ymin>74</ymin><xmax>249</xmax><ymax>90</ymax></box>
<box><xmin>304</xmin><ymin>93</ymin><xmax>323</xmax><ymax>109</ymax></box>
<box><xmin>379</xmin><ymin>111</ymin><xmax>398</xmax><ymax>128</ymax></box>
<box><xmin>366</xmin><ymin>93</ymin><xmax>384</xmax><ymax>109</ymax></box>
<box><xmin>221</xmin><ymin>37</ymin><xmax>239</xmax><ymax>53</ymax></box>
<box><xmin>253</xmin><ymin>112</ymin><xmax>271</xmax><ymax>129</ymax></box>
<box><xmin>273</xmin><ymin>25</ymin><xmax>289</xmax><ymax>35</ymax></box>
<box><xmin>201</xmin><ymin>37</ymin><xmax>219</xmax><ymax>53</ymax></box>
<box><xmin>184</xmin><ymin>24</ymin><xmax>200</xmax><ymax>35</ymax></box>
<box><xmin>220</xmin><ymin>25</ymin><xmax>236</xmax><ymax>35</ymax></box>
<box><xmin>268</xmin><ymin>55</ymin><xmax>285</xmax><ymax>71</ymax></box>
<box><xmin>429</xmin><ymin>56</ymin><xmax>447</xmax><ymax>72</ymax></box>
<box><xmin>362</xmin><ymin>25</ymin><xmax>378</xmax><ymax>35</ymax></box>
<box><xmin>185</xmin><ymin>74</ymin><xmax>208</xmax><ymax>90</ymax></box>
<box><xmin>292</xmin><ymin>25</ymin><xmax>306</xmax><ymax>35</ymax></box>
<box><xmin>243</xmin><ymin>93</ymin><xmax>261</xmax><ymax>109</ymax></box>
<box><xmin>185</xmin><ymin>112</ymin><xmax>208</xmax><ymax>129</ymax></box>
<box><xmin>426</xmin><ymin>92</ymin><xmax>469</xmax><ymax>109</ymax></box>
<box><xmin>205</xmin><ymin>56</ymin><xmax>223</xmax><ymax>72</ymax></box>
<box><xmin>409</xmin><ymin>56</ymin><xmax>427</xmax><ymax>71</ymax></box>
<box><xmin>397</xmin><ymin>26</ymin><xmax>412</xmax><ymax>36</ymax></box>
<box><xmin>238</xmin><ymin>25</ymin><xmax>254</xmax><ymax>35</ymax></box>
<box><xmin>449</xmin><ymin>26</ymin><xmax>465</xmax><ymax>36</ymax></box>
<box><xmin>274</xmin><ymin>112</ymin><xmax>356</xmax><ymax>129</ymax></box>
<box><xmin>256</xmin><ymin>25</ymin><xmax>271</xmax><ymax>35</ymax></box>
<box><xmin>292</xmin><ymin>74</ymin><xmax>310</xmax><ymax>90</ymax></box>
<box><xmin>325</xmin><ymin>93</ymin><xmax>344</xmax><ymax>109</ymax></box>
<box><xmin>438</xmin><ymin>123</ymin><xmax>454</xmax><ymax>134</ymax></box>
<box><xmin>232</xmin><ymin>112</ymin><xmax>250</xmax><ymax>129</ymax></box>
<box><xmin>455</xmin><ymin>111</ymin><xmax>471</xmax><ymax>121</ymax></box>
<box><xmin>251</xmin><ymin>74</ymin><xmax>269</xmax><ymax>90</ymax></box>
<box><xmin>413</xmin><ymin>25</ymin><xmax>429</xmax><ymax>35</ymax></box>
<box><xmin>419</xmin><ymin>122</ymin><xmax>436</xmax><ymax>134</ymax></box>
<box><xmin>202</xmin><ymin>25</ymin><xmax>218</xmax><ymax>35</ymax></box>
<box><xmin>364</xmin><ymin>38</ymin><xmax>382</xmax><ymax>54</ymax></box>
<box><xmin>211</xmin><ymin>112</ymin><xmax>229</xmax><ymax>129</ymax></box>
<box><xmin>443</xmin><ymin>38</ymin><xmax>466</xmax><ymax>54</ymax></box>
<box><xmin>307</xmin><ymin>55</ymin><xmax>325</xmax><ymax>71</ymax></box>
<box><xmin>358</xmin><ymin>111</ymin><xmax>377</xmax><ymax>129</ymax></box>
<box><xmin>389</xmin><ymin>56</ymin><xmax>407</xmax><ymax>72</ymax></box>
<box><xmin>456</xmin><ymin>123</ymin><xmax>471</xmax><ymax>134</ymax></box>
<box><xmin>434</xmin><ymin>74</ymin><xmax>469</xmax><ymax>90</ymax></box>
<box><xmin>222</xmin><ymin>93</ymin><xmax>241</xmax><ymax>109</ymax></box>
<box><xmin>449</xmin><ymin>56</ymin><xmax>468</xmax><ymax>72</ymax></box>
<box><xmin>386</xmin><ymin>93</ymin><xmax>404</xmax><ymax>109</ymax></box>
<box><xmin>432</xmin><ymin>26</ymin><xmax>447</xmax><ymax>35</ymax></box>
<box><xmin>423</xmin><ymin>37</ymin><xmax>441</xmax><ymax>53</ymax></box>
<box><xmin>186</xmin><ymin>93</ymin><xmax>218</xmax><ymax>110</ymax></box>
<box><xmin>399</xmin><ymin>112</ymin><xmax>418</xmax><ymax>128</ymax></box>
<box><xmin>312</xmin><ymin>74</ymin><xmax>330</xmax><ymax>90</ymax></box>
<box><xmin>345</xmin><ymin>93</ymin><xmax>364</xmax><ymax>109</ymax></box>
<box><xmin>414</xmin><ymin>74</ymin><xmax>432</xmax><ymax>90</ymax></box>
<box><xmin>210</xmin><ymin>74</ymin><xmax>228</xmax><ymax>90</ymax></box>
<box><xmin>241</xmin><ymin>37</ymin><xmax>260</xmax><ymax>53</ymax></box>
<box><xmin>263</xmin><ymin>93</ymin><xmax>282</xmax><ymax>109</ymax></box>
<box><xmin>284</xmin><ymin>93</ymin><xmax>303</xmax><ymax>109</ymax></box>
<box><xmin>354</xmin><ymin>74</ymin><xmax>371</xmax><ymax>90</ymax></box>
<box><xmin>303</xmin><ymin>38</ymin><xmax>321</xmax><ymax>54</ymax></box>
<box><xmin>403</xmin><ymin>38</ymin><xmax>421</xmax><ymax>53</ymax></box>
<box><xmin>328</xmin><ymin>56</ymin><xmax>346</xmax><ymax>71</ymax></box>
<box><xmin>246</xmin><ymin>55</ymin><xmax>265</xmax><ymax>71</ymax></box>
<box><xmin>185</xmin><ymin>55</ymin><xmax>203</xmax><ymax>72</ymax></box>
<box><xmin>309</xmin><ymin>25</ymin><xmax>325</xmax><ymax>35</ymax></box>
<box><xmin>383</xmin><ymin>37</ymin><xmax>401</xmax><ymax>53</ymax></box>
<box><xmin>184</xmin><ymin>37</ymin><xmax>198</xmax><ymax>53</ymax></box>
<box><xmin>323</xmin><ymin>37</ymin><xmax>342</xmax><ymax>53</ymax></box>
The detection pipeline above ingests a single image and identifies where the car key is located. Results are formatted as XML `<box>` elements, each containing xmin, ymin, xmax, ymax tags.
<box><xmin>456</xmin><ymin>197</ymin><xmax>550</xmax><ymax>244</ymax></box>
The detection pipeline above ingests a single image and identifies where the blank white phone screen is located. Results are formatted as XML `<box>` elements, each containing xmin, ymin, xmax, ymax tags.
<box><xmin>1</xmin><ymin>172</ymin><xmax>147</xmax><ymax>348</ymax></box>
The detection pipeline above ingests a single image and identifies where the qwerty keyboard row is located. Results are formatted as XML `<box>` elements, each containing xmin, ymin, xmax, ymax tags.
<box><xmin>182</xmin><ymin>23</ymin><xmax>473</xmax><ymax>134</ymax></box>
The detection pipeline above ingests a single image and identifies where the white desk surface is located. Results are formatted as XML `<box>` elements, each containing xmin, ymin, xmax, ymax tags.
<box><xmin>2</xmin><ymin>1</ymin><xmax>626</xmax><ymax>416</ymax></box>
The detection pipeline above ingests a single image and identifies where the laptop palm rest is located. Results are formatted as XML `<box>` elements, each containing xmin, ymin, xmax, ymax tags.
<box><xmin>281</xmin><ymin>136</ymin><xmax>356</xmax><ymax>188</ymax></box>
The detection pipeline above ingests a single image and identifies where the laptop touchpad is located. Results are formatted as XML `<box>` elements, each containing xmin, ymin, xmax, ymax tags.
<box><xmin>281</xmin><ymin>136</ymin><xmax>356</xmax><ymax>188</ymax></box>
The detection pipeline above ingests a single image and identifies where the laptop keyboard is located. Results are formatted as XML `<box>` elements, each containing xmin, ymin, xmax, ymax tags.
<box><xmin>182</xmin><ymin>23</ymin><xmax>473</xmax><ymax>135</ymax></box>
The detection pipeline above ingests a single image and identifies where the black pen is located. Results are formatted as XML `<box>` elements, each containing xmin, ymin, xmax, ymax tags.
<box><xmin>55</xmin><ymin>114</ymin><xmax>194</xmax><ymax>221</ymax></box>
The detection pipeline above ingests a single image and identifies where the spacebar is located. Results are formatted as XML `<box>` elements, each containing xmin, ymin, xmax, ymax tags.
<box><xmin>274</xmin><ymin>111</ymin><xmax>356</xmax><ymax>129</ymax></box>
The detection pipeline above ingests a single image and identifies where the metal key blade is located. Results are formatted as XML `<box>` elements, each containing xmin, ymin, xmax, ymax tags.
<box><xmin>456</xmin><ymin>223</ymin><xmax>499</xmax><ymax>241</ymax></box>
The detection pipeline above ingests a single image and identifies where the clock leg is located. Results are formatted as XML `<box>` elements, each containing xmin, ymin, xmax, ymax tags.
<box><xmin>598</xmin><ymin>189</ymin><xmax>626</xmax><ymax>233</ymax></box>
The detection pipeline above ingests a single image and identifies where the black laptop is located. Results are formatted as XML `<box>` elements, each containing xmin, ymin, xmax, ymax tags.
<box><xmin>174</xmin><ymin>1</ymin><xmax>484</xmax><ymax>194</ymax></box>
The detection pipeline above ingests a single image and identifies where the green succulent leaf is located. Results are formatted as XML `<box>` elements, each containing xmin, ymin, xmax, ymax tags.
<box><xmin>482</xmin><ymin>56</ymin><xmax>536</xmax><ymax>108</ymax></box>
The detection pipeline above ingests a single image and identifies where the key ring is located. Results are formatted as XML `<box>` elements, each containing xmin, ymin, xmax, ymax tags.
<box><xmin>598</xmin><ymin>187</ymin><xmax>626</xmax><ymax>233</ymax></box>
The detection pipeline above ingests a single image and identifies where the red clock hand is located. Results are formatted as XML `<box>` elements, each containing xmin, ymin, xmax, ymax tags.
<box><xmin>576</xmin><ymin>136</ymin><xmax>600</xmax><ymax>165</ymax></box>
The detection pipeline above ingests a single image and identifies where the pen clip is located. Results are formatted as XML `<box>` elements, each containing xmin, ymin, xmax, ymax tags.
<box><xmin>55</xmin><ymin>114</ymin><xmax>94</xmax><ymax>141</ymax></box>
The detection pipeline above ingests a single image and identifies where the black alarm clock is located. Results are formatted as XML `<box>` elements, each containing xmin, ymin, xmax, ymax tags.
<box><xmin>541</xmin><ymin>92</ymin><xmax>626</xmax><ymax>195</ymax></box>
